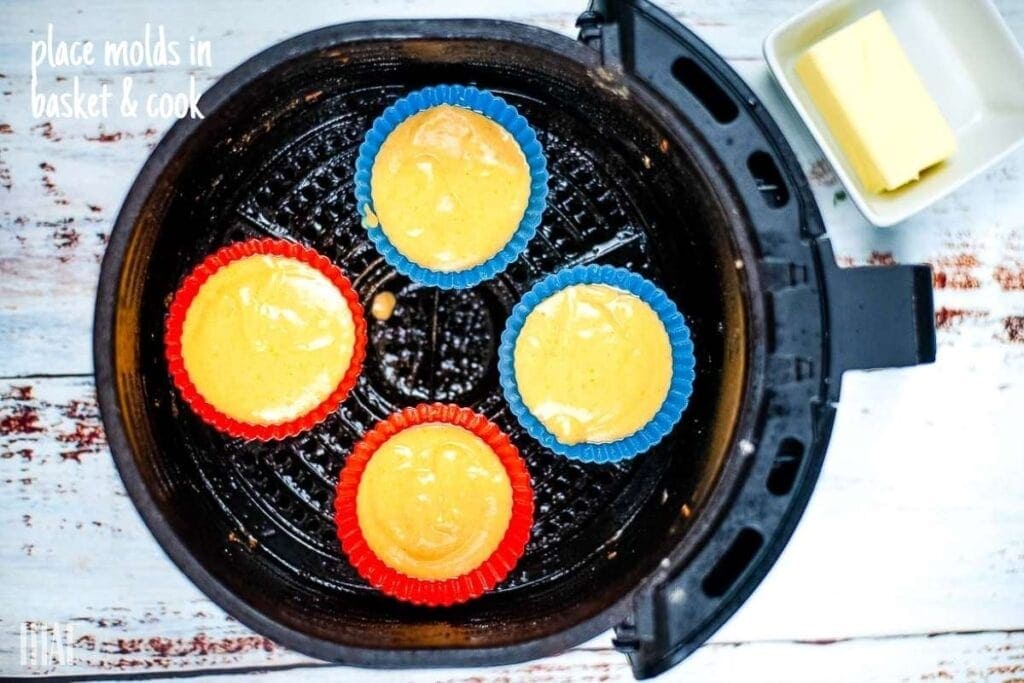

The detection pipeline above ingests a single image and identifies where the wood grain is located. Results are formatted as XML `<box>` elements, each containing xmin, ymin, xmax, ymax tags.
<box><xmin>179</xmin><ymin>632</ymin><xmax>1024</xmax><ymax>683</ymax></box>
<box><xmin>1</xmin><ymin>0</ymin><xmax>1023</xmax><ymax>679</ymax></box>
<box><xmin>2</xmin><ymin>355</ymin><xmax>1022</xmax><ymax>675</ymax></box>
<box><xmin>2</xmin><ymin>7</ymin><xmax>1021</xmax><ymax>376</ymax></box>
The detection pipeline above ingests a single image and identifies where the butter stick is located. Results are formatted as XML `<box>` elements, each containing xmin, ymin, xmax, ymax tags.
<box><xmin>796</xmin><ymin>10</ymin><xmax>956</xmax><ymax>193</ymax></box>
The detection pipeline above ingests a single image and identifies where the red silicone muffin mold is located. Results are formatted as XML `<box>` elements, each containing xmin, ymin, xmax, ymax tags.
<box><xmin>335</xmin><ymin>403</ymin><xmax>534</xmax><ymax>606</ymax></box>
<box><xmin>164</xmin><ymin>238</ymin><xmax>367</xmax><ymax>441</ymax></box>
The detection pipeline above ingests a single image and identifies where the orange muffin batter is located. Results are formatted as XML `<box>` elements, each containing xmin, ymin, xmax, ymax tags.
<box><xmin>355</xmin><ymin>423</ymin><xmax>513</xmax><ymax>580</ymax></box>
<box><xmin>513</xmin><ymin>283</ymin><xmax>672</xmax><ymax>445</ymax></box>
<box><xmin>370</xmin><ymin>105</ymin><xmax>531</xmax><ymax>272</ymax></box>
<box><xmin>180</xmin><ymin>254</ymin><xmax>356</xmax><ymax>425</ymax></box>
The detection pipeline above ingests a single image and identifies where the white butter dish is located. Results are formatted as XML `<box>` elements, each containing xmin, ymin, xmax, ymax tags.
<box><xmin>764</xmin><ymin>0</ymin><xmax>1024</xmax><ymax>226</ymax></box>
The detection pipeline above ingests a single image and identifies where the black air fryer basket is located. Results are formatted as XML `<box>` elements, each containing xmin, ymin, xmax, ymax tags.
<box><xmin>94</xmin><ymin>0</ymin><xmax>936</xmax><ymax>677</ymax></box>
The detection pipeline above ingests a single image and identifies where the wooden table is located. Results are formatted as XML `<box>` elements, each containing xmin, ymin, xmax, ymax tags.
<box><xmin>2</xmin><ymin>0</ymin><xmax>1022</xmax><ymax>680</ymax></box>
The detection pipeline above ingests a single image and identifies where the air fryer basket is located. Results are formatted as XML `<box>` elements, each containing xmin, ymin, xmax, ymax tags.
<box><xmin>95</xmin><ymin>0</ymin><xmax>936</xmax><ymax>677</ymax></box>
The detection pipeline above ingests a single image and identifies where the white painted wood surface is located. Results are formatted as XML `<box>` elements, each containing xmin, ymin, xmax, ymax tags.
<box><xmin>1</xmin><ymin>0</ymin><xmax>1022</xmax><ymax>680</ymax></box>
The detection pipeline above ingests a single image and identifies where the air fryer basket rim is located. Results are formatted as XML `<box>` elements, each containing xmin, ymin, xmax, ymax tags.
<box><xmin>94</xmin><ymin>2</ymin><xmax>937</xmax><ymax>678</ymax></box>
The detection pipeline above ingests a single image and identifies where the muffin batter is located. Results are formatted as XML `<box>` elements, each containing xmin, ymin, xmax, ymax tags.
<box><xmin>370</xmin><ymin>105</ymin><xmax>531</xmax><ymax>272</ymax></box>
<box><xmin>514</xmin><ymin>284</ymin><xmax>673</xmax><ymax>445</ymax></box>
<box><xmin>356</xmin><ymin>423</ymin><xmax>513</xmax><ymax>580</ymax></box>
<box><xmin>180</xmin><ymin>254</ymin><xmax>356</xmax><ymax>425</ymax></box>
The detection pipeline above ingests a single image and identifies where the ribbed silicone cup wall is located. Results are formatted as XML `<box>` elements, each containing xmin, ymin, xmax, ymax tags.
<box><xmin>117</xmin><ymin>36</ymin><xmax>749</xmax><ymax>651</ymax></box>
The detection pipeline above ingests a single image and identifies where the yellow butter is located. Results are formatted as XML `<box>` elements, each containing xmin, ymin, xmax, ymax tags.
<box><xmin>356</xmin><ymin>423</ymin><xmax>513</xmax><ymax>580</ymax></box>
<box><xmin>513</xmin><ymin>284</ymin><xmax>672</xmax><ymax>445</ymax></box>
<box><xmin>371</xmin><ymin>105</ymin><xmax>531</xmax><ymax>272</ymax></box>
<box><xmin>795</xmin><ymin>10</ymin><xmax>955</xmax><ymax>193</ymax></box>
<box><xmin>180</xmin><ymin>254</ymin><xmax>355</xmax><ymax>425</ymax></box>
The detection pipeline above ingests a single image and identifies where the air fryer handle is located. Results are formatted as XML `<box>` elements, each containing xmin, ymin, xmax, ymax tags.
<box><xmin>819</xmin><ymin>245</ymin><xmax>936</xmax><ymax>400</ymax></box>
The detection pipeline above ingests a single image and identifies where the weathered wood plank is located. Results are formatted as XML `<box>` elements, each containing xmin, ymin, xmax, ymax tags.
<box><xmin>0</xmin><ymin>377</ymin><xmax>321</xmax><ymax>675</ymax></box>
<box><xmin>2</xmin><ymin>349</ymin><xmax>1022</xmax><ymax>676</ymax></box>
<box><xmin>174</xmin><ymin>631</ymin><xmax>1024</xmax><ymax>682</ymax></box>
<box><xmin>2</xmin><ymin>0</ymin><xmax>1023</xmax><ymax>679</ymax></box>
<box><xmin>1</xmin><ymin>1</ymin><xmax>1021</xmax><ymax>377</ymax></box>
<box><xmin>1</xmin><ymin>0</ymin><xmax>1020</xmax><ymax>71</ymax></box>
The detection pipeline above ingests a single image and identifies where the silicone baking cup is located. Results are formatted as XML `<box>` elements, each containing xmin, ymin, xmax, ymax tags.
<box><xmin>498</xmin><ymin>265</ymin><xmax>696</xmax><ymax>464</ymax></box>
<box><xmin>164</xmin><ymin>238</ymin><xmax>367</xmax><ymax>441</ymax></box>
<box><xmin>335</xmin><ymin>403</ymin><xmax>534</xmax><ymax>606</ymax></box>
<box><xmin>353</xmin><ymin>84</ymin><xmax>548</xmax><ymax>289</ymax></box>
